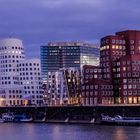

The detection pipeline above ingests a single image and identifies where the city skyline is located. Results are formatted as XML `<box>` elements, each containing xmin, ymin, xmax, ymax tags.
<box><xmin>0</xmin><ymin>0</ymin><xmax>140</xmax><ymax>58</ymax></box>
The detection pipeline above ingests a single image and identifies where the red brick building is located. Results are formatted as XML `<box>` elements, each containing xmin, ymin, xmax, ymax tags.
<box><xmin>82</xmin><ymin>30</ymin><xmax>140</xmax><ymax>105</ymax></box>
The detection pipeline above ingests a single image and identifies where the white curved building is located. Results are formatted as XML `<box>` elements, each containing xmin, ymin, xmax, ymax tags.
<box><xmin>0</xmin><ymin>38</ymin><xmax>25</xmax><ymax>87</ymax></box>
<box><xmin>0</xmin><ymin>38</ymin><xmax>25</xmax><ymax>106</ymax></box>
<box><xmin>0</xmin><ymin>38</ymin><xmax>42</xmax><ymax>106</ymax></box>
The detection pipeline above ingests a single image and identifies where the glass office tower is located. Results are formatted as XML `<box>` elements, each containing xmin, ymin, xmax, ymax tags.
<box><xmin>40</xmin><ymin>42</ymin><xmax>99</xmax><ymax>81</ymax></box>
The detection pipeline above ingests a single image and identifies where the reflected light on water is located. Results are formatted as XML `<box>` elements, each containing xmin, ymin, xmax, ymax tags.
<box><xmin>114</xmin><ymin>128</ymin><xmax>127</xmax><ymax>140</ymax></box>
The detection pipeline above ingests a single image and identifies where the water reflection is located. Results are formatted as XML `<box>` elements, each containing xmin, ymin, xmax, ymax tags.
<box><xmin>0</xmin><ymin>124</ymin><xmax>139</xmax><ymax>140</ymax></box>
<box><xmin>114</xmin><ymin>128</ymin><xmax>127</xmax><ymax>140</ymax></box>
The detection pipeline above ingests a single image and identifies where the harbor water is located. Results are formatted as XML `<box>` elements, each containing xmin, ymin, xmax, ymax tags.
<box><xmin>0</xmin><ymin>123</ymin><xmax>140</xmax><ymax>140</ymax></box>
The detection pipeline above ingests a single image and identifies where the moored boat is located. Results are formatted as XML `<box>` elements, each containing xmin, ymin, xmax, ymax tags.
<box><xmin>100</xmin><ymin>114</ymin><xmax>140</xmax><ymax>126</ymax></box>
<box><xmin>2</xmin><ymin>113</ymin><xmax>14</xmax><ymax>122</ymax></box>
<box><xmin>14</xmin><ymin>114</ymin><xmax>33</xmax><ymax>122</ymax></box>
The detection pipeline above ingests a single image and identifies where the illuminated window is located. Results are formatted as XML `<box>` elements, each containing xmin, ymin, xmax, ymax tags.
<box><xmin>128</xmin><ymin>97</ymin><xmax>132</xmax><ymax>104</ymax></box>
<box><xmin>106</xmin><ymin>45</ymin><xmax>109</xmax><ymax>49</ymax></box>
<box><xmin>133</xmin><ymin>97</ymin><xmax>137</xmax><ymax>104</ymax></box>
<box><xmin>119</xmin><ymin>46</ymin><xmax>122</xmax><ymax>49</ymax></box>
<box><xmin>116</xmin><ymin>45</ymin><xmax>119</xmax><ymax>49</ymax></box>
<box><xmin>138</xmin><ymin>97</ymin><xmax>140</xmax><ymax>103</ymax></box>
<box><xmin>123</xmin><ymin>67</ymin><xmax>126</xmax><ymax>71</ymax></box>
<box><xmin>112</xmin><ymin>45</ymin><xmax>115</xmax><ymax>49</ymax></box>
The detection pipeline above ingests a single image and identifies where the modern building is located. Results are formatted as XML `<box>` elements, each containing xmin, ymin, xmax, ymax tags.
<box><xmin>82</xmin><ymin>65</ymin><xmax>114</xmax><ymax>106</ymax></box>
<box><xmin>82</xmin><ymin>30</ymin><xmax>140</xmax><ymax>105</ymax></box>
<box><xmin>44</xmin><ymin>68</ymin><xmax>81</xmax><ymax>106</ymax></box>
<box><xmin>0</xmin><ymin>38</ymin><xmax>25</xmax><ymax>106</ymax></box>
<box><xmin>40</xmin><ymin>42</ymin><xmax>99</xmax><ymax>82</ymax></box>
<box><xmin>40</xmin><ymin>42</ymin><xmax>99</xmax><ymax>105</ymax></box>
<box><xmin>0</xmin><ymin>38</ymin><xmax>42</xmax><ymax>106</ymax></box>
<box><xmin>17</xmin><ymin>59</ymin><xmax>43</xmax><ymax>105</ymax></box>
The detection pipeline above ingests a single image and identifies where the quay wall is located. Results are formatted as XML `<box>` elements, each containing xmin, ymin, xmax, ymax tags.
<box><xmin>0</xmin><ymin>105</ymin><xmax>140</xmax><ymax>122</ymax></box>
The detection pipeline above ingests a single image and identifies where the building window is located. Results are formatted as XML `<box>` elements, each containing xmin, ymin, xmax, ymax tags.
<box><xmin>112</xmin><ymin>45</ymin><xmax>115</xmax><ymax>49</ymax></box>
<box><xmin>123</xmin><ymin>67</ymin><xmax>126</xmax><ymax>71</ymax></box>
<box><xmin>94</xmin><ymin>74</ymin><xmax>97</xmax><ymax>78</ymax></box>
<box><xmin>112</xmin><ymin>39</ymin><xmax>115</xmax><ymax>44</ymax></box>
<box><xmin>130</xmin><ymin>40</ymin><xmax>134</xmax><ymax>44</ymax></box>
<box><xmin>90</xmin><ymin>85</ymin><xmax>93</xmax><ymax>90</ymax></box>
<box><xmin>130</xmin><ymin>51</ymin><xmax>134</xmax><ymax>55</ymax></box>
<box><xmin>86</xmin><ymin>86</ymin><xmax>89</xmax><ymax>90</ymax></box>
<box><xmin>128</xmin><ymin>97</ymin><xmax>132</xmax><ymax>104</ymax></box>
<box><xmin>123</xmin><ymin>79</ymin><xmax>127</xmax><ymax>83</ymax></box>
<box><xmin>95</xmin><ymin>85</ymin><xmax>98</xmax><ymax>89</ymax></box>
<box><xmin>123</xmin><ymin>85</ymin><xmax>127</xmax><ymax>89</ymax></box>
<box><xmin>123</xmin><ymin>91</ymin><xmax>127</xmax><ymax>95</ymax></box>
<box><xmin>86</xmin><ymin>69</ymin><xmax>89</xmax><ymax>73</ymax></box>
<box><xmin>128</xmin><ymin>85</ymin><xmax>132</xmax><ymax>89</ymax></box>
<box><xmin>130</xmin><ymin>46</ymin><xmax>134</xmax><ymax>50</ymax></box>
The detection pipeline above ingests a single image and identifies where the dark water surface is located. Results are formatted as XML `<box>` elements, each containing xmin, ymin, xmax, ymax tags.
<box><xmin>0</xmin><ymin>123</ymin><xmax>140</xmax><ymax>140</ymax></box>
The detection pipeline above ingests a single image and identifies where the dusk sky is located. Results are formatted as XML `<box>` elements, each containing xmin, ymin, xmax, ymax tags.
<box><xmin>0</xmin><ymin>0</ymin><xmax>140</xmax><ymax>58</ymax></box>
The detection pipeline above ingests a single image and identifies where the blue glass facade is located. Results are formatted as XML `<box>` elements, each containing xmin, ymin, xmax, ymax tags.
<box><xmin>40</xmin><ymin>42</ymin><xmax>99</xmax><ymax>80</ymax></box>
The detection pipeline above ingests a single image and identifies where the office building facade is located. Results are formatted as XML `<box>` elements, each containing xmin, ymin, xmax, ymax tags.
<box><xmin>40</xmin><ymin>42</ymin><xmax>99</xmax><ymax>82</ymax></box>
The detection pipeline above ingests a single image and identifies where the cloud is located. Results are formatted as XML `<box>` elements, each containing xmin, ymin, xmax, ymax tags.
<box><xmin>0</xmin><ymin>0</ymin><xmax>139</xmax><ymax>58</ymax></box>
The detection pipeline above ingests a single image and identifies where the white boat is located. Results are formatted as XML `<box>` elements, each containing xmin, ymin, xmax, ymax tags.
<box><xmin>100</xmin><ymin>114</ymin><xmax>140</xmax><ymax>125</ymax></box>
<box><xmin>2</xmin><ymin>113</ymin><xmax>14</xmax><ymax>122</ymax></box>
<box><xmin>20</xmin><ymin>117</ymin><xmax>33</xmax><ymax>122</ymax></box>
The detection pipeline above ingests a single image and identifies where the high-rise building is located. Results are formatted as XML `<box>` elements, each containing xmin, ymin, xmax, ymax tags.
<box><xmin>82</xmin><ymin>30</ymin><xmax>140</xmax><ymax>105</ymax></box>
<box><xmin>0</xmin><ymin>38</ymin><xmax>42</xmax><ymax>106</ymax></box>
<box><xmin>40</xmin><ymin>42</ymin><xmax>99</xmax><ymax>82</ymax></box>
